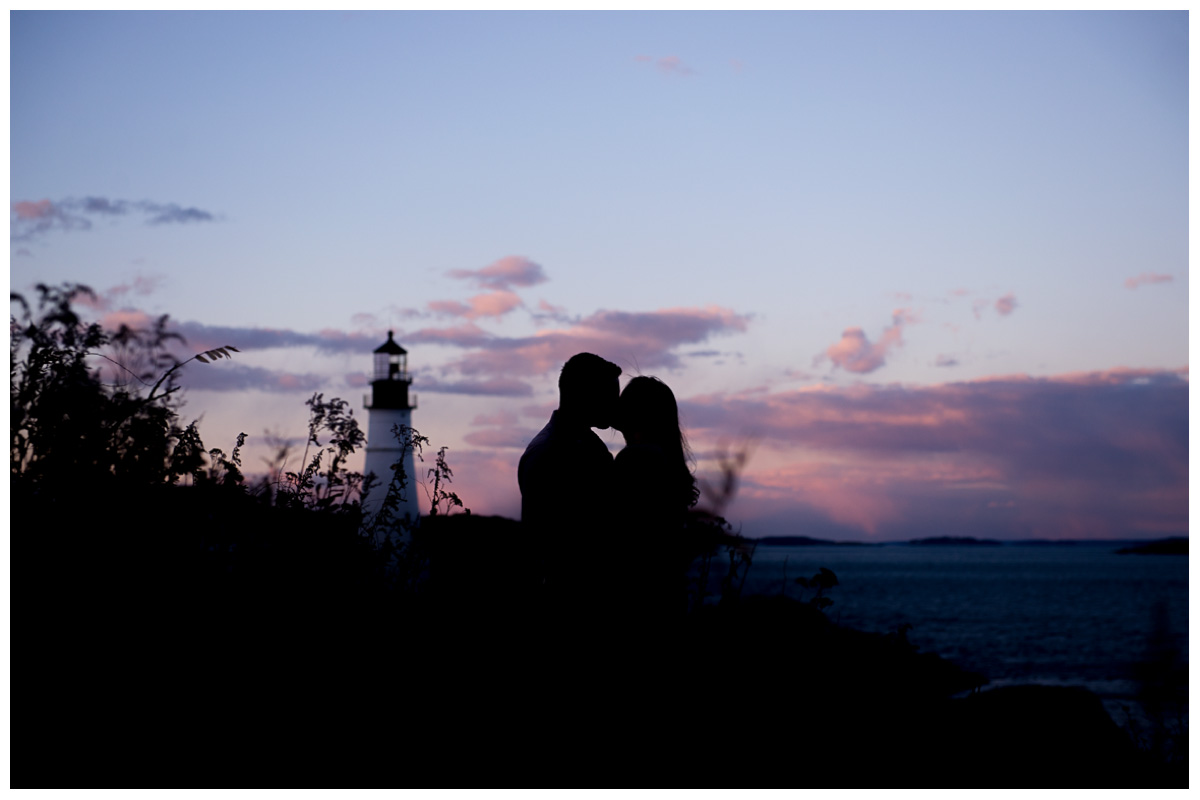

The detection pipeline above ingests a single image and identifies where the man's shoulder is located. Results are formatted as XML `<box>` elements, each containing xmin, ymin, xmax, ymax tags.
<box><xmin>521</xmin><ymin>417</ymin><xmax>556</xmax><ymax>456</ymax></box>
<box><xmin>518</xmin><ymin>416</ymin><xmax>558</xmax><ymax>478</ymax></box>
<box><xmin>519</xmin><ymin>413</ymin><xmax>612</xmax><ymax>473</ymax></box>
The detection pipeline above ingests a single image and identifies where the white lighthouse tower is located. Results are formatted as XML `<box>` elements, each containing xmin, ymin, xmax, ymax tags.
<box><xmin>363</xmin><ymin>331</ymin><xmax>420</xmax><ymax>526</ymax></box>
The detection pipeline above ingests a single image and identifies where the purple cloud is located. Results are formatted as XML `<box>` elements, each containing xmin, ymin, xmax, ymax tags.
<box><xmin>11</xmin><ymin>196</ymin><xmax>219</xmax><ymax>241</ymax></box>
<box><xmin>447</xmin><ymin>256</ymin><xmax>548</xmax><ymax>290</ymax></box>
<box><xmin>179</xmin><ymin>362</ymin><xmax>326</xmax><ymax>393</ymax></box>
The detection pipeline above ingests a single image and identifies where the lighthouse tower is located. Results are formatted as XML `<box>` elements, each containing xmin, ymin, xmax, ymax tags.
<box><xmin>363</xmin><ymin>331</ymin><xmax>419</xmax><ymax>525</ymax></box>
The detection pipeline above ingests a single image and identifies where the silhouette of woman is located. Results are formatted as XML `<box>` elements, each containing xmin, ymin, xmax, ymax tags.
<box><xmin>613</xmin><ymin>376</ymin><xmax>700</xmax><ymax>623</ymax></box>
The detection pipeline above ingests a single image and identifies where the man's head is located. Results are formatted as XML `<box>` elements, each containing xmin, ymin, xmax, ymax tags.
<box><xmin>559</xmin><ymin>352</ymin><xmax>622</xmax><ymax>429</ymax></box>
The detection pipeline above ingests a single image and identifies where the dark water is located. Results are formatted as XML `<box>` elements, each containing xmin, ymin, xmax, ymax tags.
<box><xmin>724</xmin><ymin>543</ymin><xmax>1188</xmax><ymax>724</ymax></box>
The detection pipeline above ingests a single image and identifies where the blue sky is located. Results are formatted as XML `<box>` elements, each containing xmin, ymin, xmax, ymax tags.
<box><xmin>10</xmin><ymin>11</ymin><xmax>1189</xmax><ymax>539</ymax></box>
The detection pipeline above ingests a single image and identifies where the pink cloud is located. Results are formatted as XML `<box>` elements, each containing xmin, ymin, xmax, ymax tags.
<box><xmin>822</xmin><ymin>308</ymin><xmax>914</xmax><ymax>374</ymax></box>
<box><xmin>1124</xmin><ymin>272</ymin><xmax>1174</xmax><ymax>290</ymax></box>
<box><xmin>995</xmin><ymin>293</ymin><xmax>1018</xmax><ymax>316</ymax></box>
<box><xmin>448</xmin><ymin>256</ymin><xmax>547</xmax><ymax>290</ymax></box>
<box><xmin>429</xmin><ymin>290</ymin><xmax>522</xmax><ymax>320</ymax></box>
<box><xmin>12</xmin><ymin>200</ymin><xmax>54</xmax><ymax>220</ymax></box>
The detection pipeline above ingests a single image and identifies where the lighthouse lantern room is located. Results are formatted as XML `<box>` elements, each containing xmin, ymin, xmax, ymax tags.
<box><xmin>363</xmin><ymin>331</ymin><xmax>419</xmax><ymax>525</ymax></box>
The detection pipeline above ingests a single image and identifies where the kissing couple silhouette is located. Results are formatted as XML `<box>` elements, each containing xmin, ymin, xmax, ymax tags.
<box><xmin>518</xmin><ymin>353</ymin><xmax>699</xmax><ymax>630</ymax></box>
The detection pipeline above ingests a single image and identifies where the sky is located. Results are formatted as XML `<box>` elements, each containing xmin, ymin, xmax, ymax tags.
<box><xmin>9</xmin><ymin>11</ymin><xmax>1189</xmax><ymax>541</ymax></box>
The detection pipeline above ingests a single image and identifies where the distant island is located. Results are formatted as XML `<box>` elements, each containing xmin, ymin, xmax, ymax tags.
<box><xmin>752</xmin><ymin>535</ymin><xmax>1189</xmax><ymax>550</ymax></box>
<box><xmin>755</xmin><ymin>535</ymin><xmax>1002</xmax><ymax>547</ymax></box>
<box><xmin>908</xmin><ymin>536</ymin><xmax>1002</xmax><ymax>546</ymax></box>
<box><xmin>1115</xmin><ymin>537</ymin><xmax>1188</xmax><ymax>555</ymax></box>
<box><xmin>755</xmin><ymin>535</ymin><xmax>872</xmax><ymax>547</ymax></box>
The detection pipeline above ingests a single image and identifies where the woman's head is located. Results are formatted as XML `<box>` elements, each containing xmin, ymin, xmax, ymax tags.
<box><xmin>617</xmin><ymin>375</ymin><xmax>679</xmax><ymax>444</ymax></box>
<box><xmin>618</xmin><ymin>375</ymin><xmax>699</xmax><ymax>509</ymax></box>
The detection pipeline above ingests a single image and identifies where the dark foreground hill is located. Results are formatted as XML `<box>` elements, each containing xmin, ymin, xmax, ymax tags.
<box><xmin>16</xmin><ymin>495</ymin><xmax>1183</xmax><ymax>787</ymax></box>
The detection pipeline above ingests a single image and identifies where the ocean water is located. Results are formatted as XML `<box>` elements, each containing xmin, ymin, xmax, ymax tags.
<box><xmin>713</xmin><ymin>543</ymin><xmax>1188</xmax><ymax>724</ymax></box>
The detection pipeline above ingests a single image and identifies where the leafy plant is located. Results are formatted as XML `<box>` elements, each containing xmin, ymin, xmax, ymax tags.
<box><xmin>10</xmin><ymin>282</ymin><xmax>239</xmax><ymax>489</ymax></box>
<box><xmin>425</xmin><ymin>445</ymin><xmax>468</xmax><ymax>517</ymax></box>
<box><xmin>795</xmin><ymin>566</ymin><xmax>839</xmax><ymax>611</ymax></box>
<box><xmin>272</xmin><ymin>393</ymin><xmax>368</xmax><ymax>513</ymax></box>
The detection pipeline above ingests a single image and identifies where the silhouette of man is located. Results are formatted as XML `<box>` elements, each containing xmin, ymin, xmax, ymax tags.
<box><xmin>519</xmin><ymin>353</ymin><xmax>622</xmax><ymax>612</ymax></box>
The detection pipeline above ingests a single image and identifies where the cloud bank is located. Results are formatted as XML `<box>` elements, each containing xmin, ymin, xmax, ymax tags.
<box><xmin>439</xmin><ymin>305</ymin><xmax>752</xmax><ymax>379</ymax></box>
<box><xmin>681</xmin><ymin>368</ymin><xmax>1188</xmax><ymax>541</ymax></box>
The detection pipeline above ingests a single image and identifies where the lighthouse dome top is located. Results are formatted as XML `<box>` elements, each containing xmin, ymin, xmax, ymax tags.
<box><xmin>374</xmin><ymin>330</ymin><xmax>407</xmax><ymax>356</ymax></box>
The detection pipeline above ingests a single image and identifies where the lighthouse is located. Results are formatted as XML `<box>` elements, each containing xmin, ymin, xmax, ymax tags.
<box><xmin>363</xmin><ymin>331</ymin><xmax>419</xmax><ymax>526</ymax></box>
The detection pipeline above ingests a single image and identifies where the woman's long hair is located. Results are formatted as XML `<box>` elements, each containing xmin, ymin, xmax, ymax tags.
<box><xmin>619</xmin><ymin>376</ymin><xmax>700</xmax><ymax>510</ymax></box>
